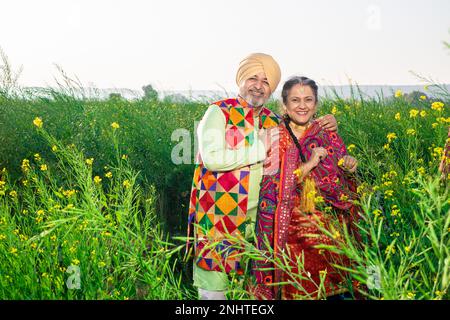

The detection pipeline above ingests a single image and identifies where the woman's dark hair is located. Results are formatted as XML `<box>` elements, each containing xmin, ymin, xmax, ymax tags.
<box><xmin>281</xmin><ymin>76</ymin><xmax>319</xmax><ymax>105</ymax></box>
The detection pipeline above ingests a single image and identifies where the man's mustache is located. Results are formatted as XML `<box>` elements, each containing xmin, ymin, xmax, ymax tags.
<box><xmin>249</xmin><ymin>87</ymin><xmax>264</xmax><ymax>95</ymax></box>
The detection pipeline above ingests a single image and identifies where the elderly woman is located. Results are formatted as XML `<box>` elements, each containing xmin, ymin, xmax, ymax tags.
<box><xmin>252</xmin><ymin>76</ymin><xmax>360</xmax><ymax>300</ymax></box>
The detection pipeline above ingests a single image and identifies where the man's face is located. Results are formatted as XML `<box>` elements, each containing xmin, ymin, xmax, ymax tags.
<box><xmin>238</xmin><ymin>72</ymin><xmax>271</xmax><ymax>107</ymax></box>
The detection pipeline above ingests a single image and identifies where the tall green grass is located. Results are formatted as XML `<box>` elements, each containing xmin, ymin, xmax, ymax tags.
<box><xmin>0</xmin><ymin>118</ymin><xmax>194</xmax><ymax>299</ymax></box>
<box><xmin>0</xmin><ymin>58</ymin><xmax>449</xmax><ymax>299</ymax></box>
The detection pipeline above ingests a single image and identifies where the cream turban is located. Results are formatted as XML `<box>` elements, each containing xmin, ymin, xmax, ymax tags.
<box><xmin>235</xmin><ymin>53</ymin><xmax>281</xmax><ymax>93</ymax></box>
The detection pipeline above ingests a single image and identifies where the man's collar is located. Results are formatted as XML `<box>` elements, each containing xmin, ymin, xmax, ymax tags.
<box><xmin>236</xmin><ymin>97</ymin><xmax>265</xmax><ymax>118</ymax></box>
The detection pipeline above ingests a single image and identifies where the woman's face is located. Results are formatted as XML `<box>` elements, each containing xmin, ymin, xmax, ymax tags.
<box><xmin>284</xmin><ymin>84</ymin><xmax>317</xmax><ymax>126</ymax></box>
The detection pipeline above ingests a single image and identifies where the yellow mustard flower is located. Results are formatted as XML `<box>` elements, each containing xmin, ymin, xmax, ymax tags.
<box><xmin>384</xmin><ymin>190</ymin><xmax>394</xmax><ymax>198</ymax></box>
<box><xmin>293</xmin><ymin>167</ymin><xmax>303</xmax><ymax>177</ymax></box>
<box><xmin>94</xmin><ymin>176</ymin><xmax>102</xmax><ymax>184</ymax></box>
<box><xmin>331</xmin><ymin>106</ymin><xmax>338</xmax><ymax>115</ymax></box>
<box><xmin>392</xmin><ymin>170</ymin><xmax>399</xmax><ymax>178</ymax></box>
<box><xmin>406</xmin><ymin>128</ymin><xmax>416</xmax><ymax>136</ymax></box>
<box><xmin>123</xmin><ymin>179</ymin><xmax>131</xmax><ymax>189</ymax></box>
<box><xmin>71</xmin><ymin>259</ymin><xmax>80</xmax><ymax>266</ymax></box>
<box><xmin>433</xmin><ymin>147</ymin><xmax>443</xmax><ymax>158</ymax></box>
<box><xmin>332</xmin><ymin>230</ymin><xmax>341</xmax><ymax>239</ymax></box>
<box><xmin>390</xmin><ymin>232</ymin><xmax>400</xmax><ymax>237</ymax></box>
<box><xmin>102</xmin><ymin>231</ymin><xmax>112</xmax><ymax>237</ymax></box>
<box><xmin>395</xmin><ymin>90</ymin><xmax>403</xmax><ymax>98</ymax></box>
<box><xmin>111</xmin><ymin>122</ymin><xmax>120</xmax><ymax>129</ymax></box>
<box><xmin>63</xmin><ymin>190</ymin><xmax>76</xmax><ymax>197</ymax></box>
<box><xmin>40</xmin><ymin>164</ymin><xmax>48</xmax><ymax>171</ymax></box>
<box><xmin>33</xmin><ymin>117</ymin><xmax>43</xmax><ymax>128</ymax></box>
<box><xmin>394</xmin><ymin>113</ymin><xmax>401</xmax><ymax>120</ymax></box>
<box><xmin>387</xmin><ymin>132</ymin><xmax>397</xmax><ymax>142</ymax></box>
<box><xmin>85</xmin><ymin>158</ymin><xmax>94</xmax><ymax>166</ymax></box>
<box><xmin>21</xmin><ymin>159</ymin><xmax>30</xmax><ymax>172</ymax></box>
<box><xmin>409</xmin><ymin>109</ymin><xmax>419</xmax><ymax>118</ymax></box>
<box><xmin>105</xmin><ymin>172</ymin><xmax>113</xmax><ymax>179</ymax></box>
<box><xmin>431</xmin><ymin>101</ymin><xmax>444</xmax><ymax>112</ymax></box>
<box><xmin>385</xmin><ymin>244</ymin><xmax>396</xmax><ymax>255</ymax></box>
<box><xmin>314</xmin><ymin>196</ymin><xmax>325</xmax><ymax>204</ymax></box>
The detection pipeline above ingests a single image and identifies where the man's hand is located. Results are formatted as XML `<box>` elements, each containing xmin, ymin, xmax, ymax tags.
<box><xmin>317</xmin><ymin>114</ymin><xmax>338</xmax><ymax>132</ymax></box>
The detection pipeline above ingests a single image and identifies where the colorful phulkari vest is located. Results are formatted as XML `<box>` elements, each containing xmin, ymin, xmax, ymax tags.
<box><xmin>187</xmin><ymin>98</ymin><xmax>280</xmax><ymax>274</ymax></box>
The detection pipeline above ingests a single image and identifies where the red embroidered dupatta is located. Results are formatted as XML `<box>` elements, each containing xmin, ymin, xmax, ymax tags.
<box><xmin>253</xmin><ymin>120</ymin><xmax>360</xmax><ymax>299</ymax></box>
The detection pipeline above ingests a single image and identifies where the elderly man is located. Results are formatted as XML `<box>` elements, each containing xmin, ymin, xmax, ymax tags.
<box><xmin>187</xmin><ymin>53</ymin><xmax>337</xmax><ymax>300</ymax></box>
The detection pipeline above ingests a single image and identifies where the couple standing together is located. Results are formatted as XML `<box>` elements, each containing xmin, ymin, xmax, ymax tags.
<box><xmin>187</xmin><ymin>53</ymin><xmax>361</xmax><ymax>300</ymax></box>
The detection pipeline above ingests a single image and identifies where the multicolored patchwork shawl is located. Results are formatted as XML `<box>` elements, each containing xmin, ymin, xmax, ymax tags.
<box><xmin>187</xmin><ymin>98</ymin><xmax>280</xmax><ymax>274</ymax></box>
<box><xmin>252</xmin><ymin>120</ymin><xmax>359</xmax><ymax>299</ymax></box>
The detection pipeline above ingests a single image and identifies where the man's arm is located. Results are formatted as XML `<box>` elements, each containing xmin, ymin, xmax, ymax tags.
<box><xmin>317</xmin><ymin>114</ymin><xmax>338</xmax><ymax>131</ymax></box>
<box><xmin>197</xmin><ymin>104</ymin><xmax>266</xmax><ymax>172</ymax></box>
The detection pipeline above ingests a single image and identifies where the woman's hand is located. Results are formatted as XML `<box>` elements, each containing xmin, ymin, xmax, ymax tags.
<box><xmin>310</xmin><ymin>147</ymin><xmax>328</xmax><ymax>167</ymax></box>
<box><xmin>317</xmin><ymin>114</ymin><xmax>338</xmax><ymax>132</ymax></box>
<box><xmin>297</xmin><ymin>147</ymin><xmax>327</xmax><ymax>180</ymax></box>
<box><xmin>341</xmin><ymin>155</ymin><xmax>358</xmax><ymax>173</ymax></box>
<box><xmin>295</xmin><ymin>147</ymin><xmax>327</xmax><ymax>180</ymax></box>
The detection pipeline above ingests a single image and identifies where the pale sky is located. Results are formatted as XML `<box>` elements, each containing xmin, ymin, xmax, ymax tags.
<box><xmin>1</xmin><ymin>0</ymin><xmax>449</xmax><ymax>91</ymax></box>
